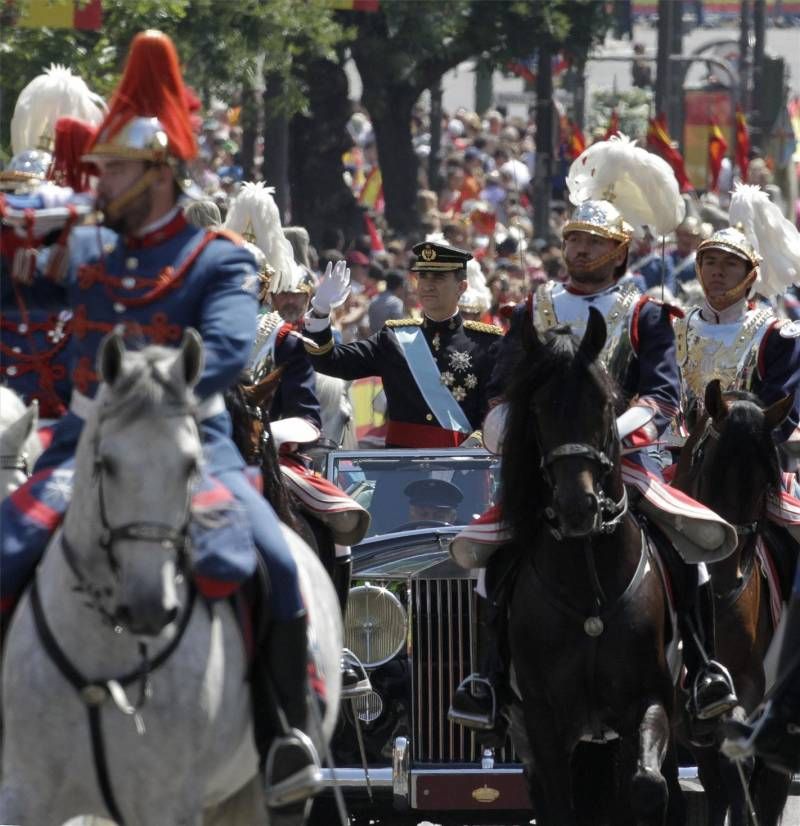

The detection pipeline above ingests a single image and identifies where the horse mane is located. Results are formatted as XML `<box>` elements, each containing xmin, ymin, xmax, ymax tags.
<box><xmin>98</xmin><ymin>347</ymin><xmax>196</xmax><ymax>425</ymax></box>
<box><xmin>500</xmin><ymin>323</ymin><xmax>618</xmax><ymax>542</ymax></box>
<box><xmin>708</xmin><ymin>392</ymin><xmax>781</xmax><ymax>497</ymax></box>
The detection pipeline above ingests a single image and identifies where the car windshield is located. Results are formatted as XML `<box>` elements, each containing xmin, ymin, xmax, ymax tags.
<box><xmin>328</xmin><ymin>450</ymin><xmax>501</xmax><ymax>539</ymax></box>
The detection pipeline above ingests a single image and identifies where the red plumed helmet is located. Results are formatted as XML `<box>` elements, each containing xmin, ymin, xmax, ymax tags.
<box><xmin>85</xmin><ymin>30</ymin><xmax>197</xmax><ymax>163</ymax></box>
<box><xmin>49</xmin><ymin>116</ymin><xmax>98</xmax><ymax>192</ymax></box>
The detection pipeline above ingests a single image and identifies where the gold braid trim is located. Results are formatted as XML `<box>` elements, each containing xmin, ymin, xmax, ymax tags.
<box><xmin>385</xmin><ymin>318</ymin><xmax>424</xmax><ymax>328</ymax></box>
<box><xmin>464</xmin><ymin>320</ymin><xmax>504</xmax><ymax>335</ymax></box>
<box><xmin>304</xmin><ymin>337</ymin><xmax>334</xmax><ymax>356</ymax></box>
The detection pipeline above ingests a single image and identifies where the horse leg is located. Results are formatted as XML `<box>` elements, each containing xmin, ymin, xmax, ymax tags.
<box><xmin>695</xmin><ymin>745</ymin><xmax>733</xmax><ymax>826</ymax></box>
<box><xmin>630</xmin><ymin>701</ymin><xmax>670</xmax><ymax>826</ymax></box>
<box><xmin>750</xmin><ymin>760</ymin><xmax>792</xmax><ymax>826</ymax></box>
<box><xmin>662</xmin><ymin>740</ymin><xmax>687</xmax><ymax>826</ymax></box>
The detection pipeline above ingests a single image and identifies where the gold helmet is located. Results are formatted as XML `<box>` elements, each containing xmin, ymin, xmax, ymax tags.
<box><xmin>562</xmin><ymin>200</ymin><xmax>633</xmax><ymax>244</ymax></box>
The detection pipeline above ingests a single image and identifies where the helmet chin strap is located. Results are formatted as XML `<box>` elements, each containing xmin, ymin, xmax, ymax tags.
<box><xmin>101</xmin><ymin>166</ymin><xmax>161</xmax><ymax>222</ymax></box>
<box><xmin>564</xmin><ymin>239</ymin><xmax>628</xmax><ymax>274</ymax></box>
<box><xmin>702</xmin><ymin>268</ymin><xmax>758</xmax><ymax>307</ymax></box>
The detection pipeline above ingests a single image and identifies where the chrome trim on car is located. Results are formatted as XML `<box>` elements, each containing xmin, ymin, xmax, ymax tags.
<box><xmin>392</xmin><ymin>735</ymin><xmax>409</xmax><ymax>799</ymax></box>
<box><xmin>320</xmin><ymin>767</ymin><xmax>393</xmax><ymax>788</ymax></box>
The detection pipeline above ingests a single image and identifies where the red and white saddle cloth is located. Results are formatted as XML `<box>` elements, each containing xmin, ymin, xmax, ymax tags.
<box><xmin>278</xmin><ymin>456</ymin><xmax>370</xmax><ymax>546</ymax></box>
<box><xmin>450</xmin><ymin>458</ymin><xmax>739</xmax><ymax>570</ymax></box>
<box><xmin>766</xmin><ymin>472</ymin><xmax>800</xmax><ymax>542</ymax></box>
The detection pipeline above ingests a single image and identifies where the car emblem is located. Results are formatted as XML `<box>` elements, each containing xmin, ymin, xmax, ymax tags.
<box><xmin>472</xmin><ymin>786</ymin><xmax>500</xmax><ymax>803</ymax></box>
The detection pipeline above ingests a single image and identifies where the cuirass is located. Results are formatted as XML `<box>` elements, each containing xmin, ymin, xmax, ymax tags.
<box><xmin>533</xmin><ymin>281</ymin><xmax>641</xmax><ymax>385</ymax></box>
<box><xmin>250</xmin><ymin>311</ymin><xmax>283</xmax><ymax>379</ymax></box>
<box><xmin>674</xmin><ymin>306</ymin><xmax>774</xmax><ymax>406</ymax></box>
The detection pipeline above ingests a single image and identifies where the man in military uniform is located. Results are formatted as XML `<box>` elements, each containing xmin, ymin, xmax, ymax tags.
<box><xmin>451</xmin><ymin>198</ymin><xmax>738</xmax><ymax>732</ymax></box>
<box><xmin>303</xmin><ymin>241</ymin><xmax>504</xmax><ymax>448</ymax></box>
<box><xmin>0</xmin><ymin>32</ymin><xmax>321</xmax><ymax>809</ymax></box>
<box><xmin>668</xmin><ymin>215</ymin><xmax>704</xmax><ymax>288</ymax></box>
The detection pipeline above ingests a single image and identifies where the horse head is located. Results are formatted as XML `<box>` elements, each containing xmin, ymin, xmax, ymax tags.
<box><xmin>0</xmin><ymin>388</ymin><xmax>42</xmax><ymax>497</ymax></box>
<box><xmin>66</xmin><ymin>330</ymin><xmax>203</xmax><ymax>636</ymax></box>
<box><xmin>503</xmin><ymin>307</ymin><xmax>624</xmax><ymax>541</ymax></box>
<box><xmin>684</xmin><ymin>378</ymin><xmax>790</xmax><ymax>534</ymax></box>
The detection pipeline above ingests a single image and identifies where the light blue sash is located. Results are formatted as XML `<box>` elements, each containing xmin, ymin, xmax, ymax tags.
<box><xmin>393</xmin><ymin>326</ymin><xmax>472</xmax><ymax>434</ymax></box>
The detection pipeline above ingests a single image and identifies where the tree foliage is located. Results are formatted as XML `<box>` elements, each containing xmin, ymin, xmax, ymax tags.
<box><xmin>0</xmin><ymin>0</ymin><xmax>348</xmax><ymax>156</ymax></box>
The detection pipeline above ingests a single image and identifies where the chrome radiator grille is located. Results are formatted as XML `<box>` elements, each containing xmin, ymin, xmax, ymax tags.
<box><xmin>410</xmin><ymin>578</ymin><xmax>517</xmax><ymax>764</ymax></box>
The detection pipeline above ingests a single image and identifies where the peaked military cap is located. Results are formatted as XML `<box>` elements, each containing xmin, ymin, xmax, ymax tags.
<box><xmin>404</xmin><ymin>479</ymin><xmax>464</xmax><ymax>508</ymax></box>
<box><xmin>411</xmin><ymin>241</ymin><xmax>473</xmax><ymax>274</ymax></box>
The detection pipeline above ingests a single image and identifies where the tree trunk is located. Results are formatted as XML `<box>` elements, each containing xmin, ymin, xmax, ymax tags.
<box><xmin>364</xmin><ymin>85</ymin><xmax>420</xmax><ymax>237</ymax></box>
<box><xmin>288</xmin><ymin>58</ymin><xmax>363</xmax><ymax>250</ymax></box>
<box><xmin>533</xmin><ymin>41</ymin><xmax>555</xmax><ymax>241</ymax></box>
<box><xmin>263</xmin><ymin>73</ymin><xmax>290</xmax><ymax>221</ymax></box>
<box><xmin>239</xmin><ymin>82</ymin><xmax>259</xmax><ymax>182</ymax></box>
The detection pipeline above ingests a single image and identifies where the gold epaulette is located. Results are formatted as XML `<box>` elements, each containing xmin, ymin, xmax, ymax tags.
<box><xmin>464</xmin><ymin>320</ymin><xmax>504</xmax><ymax>335</ymax></box>
<box><xmin>385</xmin><ymin>318</ymin><xmax>423</xmax><ymax>328</ymax></box>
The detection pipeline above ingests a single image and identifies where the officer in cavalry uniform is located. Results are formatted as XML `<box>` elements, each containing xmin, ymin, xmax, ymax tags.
<box><xmin>1</xmin><ymin>66</ymin><xmax>106</xmax><ymax>421</ymax></box>
<box><xmin>303</xmin><ymin>241</ymin><xmax>504</xmax><ymax>448</ymax></box>
<box><xmin>451</xmin><ymin>135</ymin><xmax>739</xmax><ymax>734</ymax></box>
<box><xmin>0</xmin><ymin>32</ymin><xmax>322</xmax><ymax>809</ymax></box>
<box><xmin>680</xmin><ymin>184</ymin><xmax>800</xmax><ymax>776</ymax></box>
<box><xmin>668</xmin><ymin>215</ymin><xmax>704</xmax><ymax>288</ymax></box>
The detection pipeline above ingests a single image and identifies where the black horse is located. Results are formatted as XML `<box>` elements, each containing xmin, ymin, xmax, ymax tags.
<box><xmin>674</xmin><ymin>380</ymin><xmax>794</xmax><ymax>826</ymax></box>
<box><xmin>501</xmin><ymin>308</ymin><xmax>681</xmax><ymax>826</ymax></box>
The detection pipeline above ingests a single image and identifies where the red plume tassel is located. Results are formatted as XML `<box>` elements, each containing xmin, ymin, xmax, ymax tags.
<box><xmin>50</xmin><ymin>117</ymin><xmax>97</xmax><ymax>192</ymax></box>
<box><xmin>91</xmin><ymin>30</ymin><xmax>197</xmax><ymax>161</ymax></box>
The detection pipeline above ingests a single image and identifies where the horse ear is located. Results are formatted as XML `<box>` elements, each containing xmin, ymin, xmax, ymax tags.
<box><xmin>704</xmin><ymin>379</ymin><xmax>728</xmax><ymax>423</ymax></box>
<box><xmin>578</xmin><ymin>307</ymin><xmax>607</xmax><ymax>363</ymax></box>
<box><xmin>98</xmin><ymin>329</ymin><xmax>127</xmax><ymax>387</ymax></box>
<box><xmin>178</xmin><ymin>329</ymin><xmax>204</xmax><ymax>388</ymax></box>
<box><xmin>2</xmin><ymin>401</ymin><xmax>38</xmax><ymax>451</ymax></box>
<box><xmin>764</xmin><ymin>394</ymin><xmax>793</xmax><ymax>432</ymax></box>
<box><xmin>520</xmin><ymin>309</ymin><xmax>545</xmax><ymax>354</ymax></box>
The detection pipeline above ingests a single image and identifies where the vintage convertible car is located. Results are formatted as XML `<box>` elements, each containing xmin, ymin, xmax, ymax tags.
<box><xmin>316</xmin><ymin>447</ymin><xmax>530</xmax><ymax>819</ymax></box>
<box><xmin>313</xmin><ymin>447</ymin><xmax>709</xmax><ymax>824</ymax></box>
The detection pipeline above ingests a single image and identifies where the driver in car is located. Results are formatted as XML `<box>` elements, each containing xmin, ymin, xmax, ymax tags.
<box><xmin>404</xmin><ymin>479</ymin><xmax>463</xmax><ymax>525</ymax></box>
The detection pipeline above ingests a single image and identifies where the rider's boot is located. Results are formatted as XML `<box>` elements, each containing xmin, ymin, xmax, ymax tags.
<box><xmin>256</xmin><ymin>611</ymin><xmax>323</xmax><ymax>809</ymax></box>
<box><xmin>683</xmin><ymin>579</ymin><xmax>738</xmax><ymax>725</ymax></box>
<box><xmin>747</xmin><ymin>594</ymin><xmax>800</xmax><ymax>775</ymax></box>
<box><xmin>331</xmin><ymin>554</ymin><xmax>372</xmax><ymax>698</ymax></box>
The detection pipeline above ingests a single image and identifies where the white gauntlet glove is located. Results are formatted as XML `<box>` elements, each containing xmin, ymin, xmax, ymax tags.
<box><xmin>312</xmin><ymin>260</ymin><xmax>351</xmax><ymax>316</ymax></box>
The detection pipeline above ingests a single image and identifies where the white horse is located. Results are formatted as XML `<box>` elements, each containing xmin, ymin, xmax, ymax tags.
<box><xmin>0</xmin><ymin>332</ymin><xmax>342</xmax><ymax>826</ymax></box>
<box><xmin>0</xmin><ymin>387</ymin><xmax>43</xmax><ymax>497</ymax></box>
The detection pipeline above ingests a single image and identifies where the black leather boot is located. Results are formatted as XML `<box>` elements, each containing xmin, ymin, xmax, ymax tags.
<box><xmin>684</xmin><ymin>580</ymin><xmax>738</xmax><ymax>724</ymax></box>
<box><xmin>259</xmin><ymin>612</ymin><xmax>323</xmax><ymax>809</ymax></box>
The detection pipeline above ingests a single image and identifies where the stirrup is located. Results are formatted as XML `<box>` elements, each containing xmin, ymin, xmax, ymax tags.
<box><xmin>264</xmin><ymin>728</ymin><xmax>323</xmax><ymax>809</ymax></box>
<box><xmin>340</xmin><ymin>648</ymin><xmax>372</xmax><ymax>700</ymax></box>
<box><xmin>448</xmin><ymin>673</ymin><xmax>496</xmax><ymax>730</ymax></box>
<box><xmin>692</xmin><ymin>660</ymin><xmax>738</xmax><ymax>721</ymax></box>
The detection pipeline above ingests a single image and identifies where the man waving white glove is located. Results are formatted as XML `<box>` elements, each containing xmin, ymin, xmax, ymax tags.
<box><xmin>311</xmin><ymin>260</ymin><xmax>351</xmax><ymax>318</ymax></box>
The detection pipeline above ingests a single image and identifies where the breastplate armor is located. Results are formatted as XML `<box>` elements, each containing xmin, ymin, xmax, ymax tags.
<box><xmin>533</xmin><ymin>281</ymin><xmax>641</xmax><ymax>385</ymax></box>
<box><xmin>250</xmin><ymin>311</ymin><xmax>283</xmax><ymax>379</ymax></box>
<box><xmin>674</xmin><ymin>306</ymin><xmax>774</xmax><ymax>407</ymax></box>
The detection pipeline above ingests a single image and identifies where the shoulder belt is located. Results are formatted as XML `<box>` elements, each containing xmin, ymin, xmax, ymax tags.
<box><xmin>464</xmin><ymin>320</ymin><xmax>504</xmax><ymax>335</ymax></box>
<box><xmin>385</xmin><ymin>318</ymin><xmax>423</xmax><ymax>328</ymax></box>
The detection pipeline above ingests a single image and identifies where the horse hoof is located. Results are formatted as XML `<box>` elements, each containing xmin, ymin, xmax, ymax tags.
<box><xmin>631</xmin><ymin>767</ymin><xmax>668</xmax><ymax>823</ymax></box>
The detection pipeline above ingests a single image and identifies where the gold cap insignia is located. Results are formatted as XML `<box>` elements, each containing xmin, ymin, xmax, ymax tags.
<box><xmin>472</xmin><ymin>786</ymin><xmax>500</xmax><ymax>803</ymax></box>
<box><xmin>421</xmin><ymin>245</ymin><xmax>437</xmax><ymax>261</ymax></box>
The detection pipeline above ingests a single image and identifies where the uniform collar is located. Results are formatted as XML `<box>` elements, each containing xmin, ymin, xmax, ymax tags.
<box><xmin>423</xmin><ymin>311</ymin><xmax>463</xmax><ymax>333</ymax></box>
<box><xmin>699</xmin><ymin>298</ymin><xmax>748</xmax><ymax>324</ymax></box>
<box><xmin>563</xmin><ymin>281</ymin><xmax>619</xmax><ymax>299</ymax></box>
<box><xmin>125</xmin><ymin>206</ymin><xmax>187</xmax><ymax>250</ymax></box>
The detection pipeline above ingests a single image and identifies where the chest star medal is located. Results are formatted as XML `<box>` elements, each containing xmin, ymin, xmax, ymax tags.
<box><xmin>449</xmin><ymin>350</ymin><xmax>472</xmax><ymax>372</ymax></box>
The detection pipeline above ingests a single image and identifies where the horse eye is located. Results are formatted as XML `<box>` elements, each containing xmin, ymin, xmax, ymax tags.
<box><xmin>97</xmin><ymin>456</ymin><xmax>116</xmax><ymax>477</ymax></box>
<box><xmin>186</xmin><ymin>457</ymin><xmax>199</xmax><ymax>477</ymax></box>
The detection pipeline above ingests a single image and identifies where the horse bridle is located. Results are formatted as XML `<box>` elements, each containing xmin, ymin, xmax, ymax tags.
<box><xmin>537</xmin><ymin>415</ymin><xmax>629</xmax><ymax>539</ymax></box>
<box><xmin>1</xmin><ymin>452</ymin><xmax>29</xmax><ymax>474</ymax></box>
<box><xmin>689</xmin><ymin>418</ymin><xmax>760</xmax><ymax>538</ymax></box>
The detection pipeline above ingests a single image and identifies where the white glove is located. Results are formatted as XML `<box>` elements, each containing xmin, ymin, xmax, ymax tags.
<box><xmin>312</xmin><ymin>260</ymin><xmax>351</xmax><ymax>316</ymax></box>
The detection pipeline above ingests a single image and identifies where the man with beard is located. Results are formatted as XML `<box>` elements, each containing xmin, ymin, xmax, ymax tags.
<box><xmin>0</xmin><ymin>31</ymin><xmax>323</xmax><ymax>811</ymax></box>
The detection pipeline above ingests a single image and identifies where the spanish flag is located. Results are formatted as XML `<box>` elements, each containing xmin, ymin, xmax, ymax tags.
<box><xmin>359</xmin><ymin>167</ymin><xmax>384</xmax><ymax>212</ymax></box>
<box><xmin>603</xmin><ymin>110</ymin><xmax>620</xmax><ymax>141</ymax></box>
<box><xmin>567</xmin><ymin>121</ymin><xmax>586</xmax><ymax>160</ymax></box>
<box><xmin>708</xmin><ymin>121</ymin><xmax>729</xmax><ymax>192</ymax></box>
<box><xmin>646</xmin><ymin>114</ymin><xmax>693</xmax><ymax>193</ymax></box>
<box><xmin>735</xmin><ymin>107</ymin><xmax>750</xmax><ymax>180</ymax></box>
<box><xmin>15</xmin><ymin>0</ymin><xmax>102</xmax><ymax>29</ymax></box>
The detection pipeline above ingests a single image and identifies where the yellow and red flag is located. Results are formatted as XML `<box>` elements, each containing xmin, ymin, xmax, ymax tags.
<box><xmin>15</xmin><ymin>0</ymin><xmax>102</xmax><ymax>29</ymax></box>
<box><xmin>603</xmin><ymin>109</ymin><xmax>620</xmax><ymax>141</ymax></box>
<box><xmin>708</xmin><ymin>121</ymin><xmax>729</xmax><ymax>192</ymax></box>
<box><xmin>735</xmin><ymin>108</ymin><xmax>750</xmax><ymax>180</ymax></box>
<box><xmin>646</xmin><ymin>114</ymin><xmax>694</xmax><ymax>192</ymax></box>
<box><xmin>359</xmin><ymin>166</ymin><xmax>384</xmax><ymax>212</ymax></box>
<box><xmin>567</xmin><ymin>121</ymin><xmax>586</xmax><ymax>160</ymax></box>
